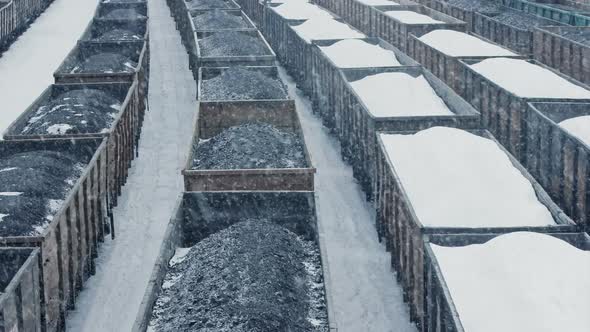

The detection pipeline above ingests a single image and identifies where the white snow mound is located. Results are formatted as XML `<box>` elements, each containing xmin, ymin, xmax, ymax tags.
<box><xmin>418</xmin><ymin>30</ymin><xmax>516</xmax><ymax>57</ymax></box>
<box><xmin>469</xmin><ymin>58</ymin><xmax>590</xmax><ymax>99</ymax></box>
<box><xmin>320</xmin><ymin>39</ymin><xmax>402</xmax><ymax>68</ymax></box>
<box><xmin>350</xmin><ymin>72</ymin><xmax>452</xmax><ymax>117</ymax></box>
<box><xmin>385</xmin><ymin>11</ymin><xmax>444</xmax><ymax>24</ymax></box>
<box><xmin>293</xmin><ymin>18</ymin><xmax>364</xmax><ymax>42</ymax></box>
<box><xmin>379</xmin><ymin>127</ymin><xmax>557</xmax><ymax>227</ymax></box>
<box><xmin>432</xmin><ymin>231</ymin><xmax>590</xmax><ymax>332</ymax></box>
<box><xmin>274</xmin><ymin>2</ymin><xmax>333</xmax><ymax>20</ymax></box>
<box><xmin>559</xmin><ymin>115</ymin><xmax>590</xmax><ymax>147</ymax></box>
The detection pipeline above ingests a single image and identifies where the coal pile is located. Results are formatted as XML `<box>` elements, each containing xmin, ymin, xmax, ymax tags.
<box><xmin>0</xmin><ymin>151</ymin><xmax>87</xmax><ymax>237</ymax></box>
<box><xmin>0</xmin><ymin>249</ymin><xmax>32</xmax><ymax>295</ymax></box>
<box><xmin>493</xmin><ymin>9</ymin><xmax>558</xmax><ymax>29</ymax></box>
<box><xmin>19</xmin><ymin>89</ymin><xmax>121</xmax><ymax>135</ymax></box>
<box><xmin>545</xmin><ymin>3</ymin><xmax>587</xmax><ymax>12</ymax></box>
<box><xmin>446</xmin><ymin>0</ymin><xmax>501</xmax><ymax>14</ymax></box>
<box><xmin>95</xmin><ymin>29</ymin><xmax>143</xmax><ymax>41</ymax></box>
<box><xmin>198</xmin><ymin>31</ymin><xmax>269</xmax><ymax>57</ymax></box>
<box><xmin>103</xmin><ymin>9</ymin><xmax>146</xmax><ymax>20</ymax></box>
<box><xmin>186</xmin><ymin>0</ymin><xmax>236</xmax><ymax>10</ymax></box>
<box><xmin>149</xmin><ymin>220</ymin><xmax>329</xmax><ymax>332</ymax></box>
<box><xmin>192</xmin><ymin>122</ymin><xmax>307</xmax><ymax>170</ymax></box>
<box><xmin>201</xmin><ymin>67</ymin><xmax>288</xmax><ymax>101</ymax></box>
<box><xmin>192</xmin><ymin>10</ymin><xmax>250</xmax><ymax>30</ymax></box>
<box><xmin>70</xmin><ymin>53</ymin><xmax>137</xmax><ymax>74</ymax></box>
<box><xmin>556</xmin><ymin>29</ymin><xmax>590</xmax><ymax>46</ymax></box>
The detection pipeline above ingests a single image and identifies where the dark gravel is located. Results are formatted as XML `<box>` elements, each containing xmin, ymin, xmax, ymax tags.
<box><xmin>186</xmin><ymin>0</ymin><xmax>237</xmax><ymax>10</ymax></box>
<box><xmin>201</xmin><ymin>67</ymin><xmax>288</xmax><ymax>101</ymax></box>
<box><xmin>0</xmin><ymin>150</ymin><xmax>87</xmax><ymax>237</ymax></box>
<box><xmin>198</xmin><ymin>31</ymin><xmax>270</xmax><ymax>57</ymax></box>
<box><xmin>70</xmin><ymin>53</ymin><xmax>137</xmax><ymax>74</ymax></box>
<box><xmin>95</xmin><ymin>28</ymin><xmax>143</xmax><ymax>41</ymax></box>
<box><xmin>544</xmin><ymin>3</ymin><xmax>590</xmax><ymax>12</ymax></box>
<box><xmin>192</xmin><ymin>122</ymin><xmax>307</xmax><ymax>170</ymax></box>
<box><xmin>192</xmin><ymin>10</ymin><xmax>250</xmax><ymax>30</ymax></box>
<box><xmin>19</xmin><ymin>89</ymin><xmax>121</xmax><ymax>135</ymax></box>
<box><xmin>0</xmin><ymin>150</ymin><xmax>82</xmax><ymax>179</ymax></box>
<box><xmin>554</xmin><ymin>28</ymin><xmax>590</xmax><ymax>46</ymax></box>
<box><xmin>0</xmin><ymin>249</ymin><xmax>33</xmax><ymax>291</ymax></box>
<box><xmin>150</xmin><ymin>220</ymin><xmax>329</xmax><ymax>332</ymax></box>
<box><xmin>493</xmin><ymin>9</ymin><xmax>561</xmax><ymax>30</ymax></box>
<box><xmin>445</xmin><ymin>0</ymin><xmax>501</xmax><ymax>14</ymax></box>
<box><xmin>103</xmin><ymin>9</ymin><xmax>146</xmax><ymax>20</ymax></box>
<box><xmin>0</xmin><ymin>196</ymin><xmax>49</xmax><ymax>237</ymax></box>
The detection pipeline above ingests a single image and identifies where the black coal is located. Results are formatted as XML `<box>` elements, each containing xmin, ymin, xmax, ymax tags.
<box><xmin>0</xmin><ymin>150</ymin><xmax>87</xmax><ymax>237</ymax></box>
<box><xmin>493</xmin><ymin>9</ymin><xmax>560</xmax><ymax>30</ymax></box>
<box><xmin>150</xmin><ymin>220</ymin><xmax>329</xmax><ymax>332</ymax></box>
<box><xmin>20</xmin><ymin>89</ymin><xmax>121</xmax><ymax>135</ymax></box>
<box><xmin>201</xmin><ymin>67</ymin><xmax>288</xmax><ymax>101</ymax></box>
<box><xmin>103</xmin><ymin>9</ymin><xmax>146</xmax><ymax>20</ymax></box>
<box><xmin>0</xmin><ymin>249</ymin><xmax>34</xmax><ymax>292</ymax></box>
<box><xmin>192</xmin><ymin>122</ymin><xmax>307</xmax><ymax>170</ymax></box>
<box><xmin>198</xmin><ymin>31</ymin><xmax>269</xmax><ymax>57</ymax></box>
<box><xmin>192</xmin><ymin>10</ymin><xmax>250</xmax><ymax>30</ymax></box>
<box><xmin>0</xmin><ymin>196</ymin><xmax>49</xmax><ymax>237</ymax></box>
<box><xmin>186</xmin><ymin>0</ymin><xmax>236</xmax><ymax>10</ymax></box>
<box><xmin>446</xmin><ymin>0</ymin><xmax>501</xmax><ymax>14</ymax></box>
<box><xmin>0</xmin><ymin>150</ymin><xmax>81</xmax><ymax>179</ymax></box>
<box><xmin>555</xmin><ymin>29</ymin><xmax>590</xmax><ymax>46</ymax></box>
<box><xmin>95</xmin><ymin>28</ymin><xmax>143</xmax><ymax>41</ymax></box>
<box><xmin>70</xmin><ymin>53</ymin><xmax>137</xmax><ymax>74</ymax></box>
<box><xmin>545</xmin><ymin>3</ymin><xmax>587</xmax><ymax>12</ymax></box>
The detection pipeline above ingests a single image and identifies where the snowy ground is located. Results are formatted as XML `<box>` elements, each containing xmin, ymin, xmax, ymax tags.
<box><xmin>277</xmin><ymin>68</ymin><xmax>416</xmax><ymax>332</ymax></box>
<box><xmin>0</xmin><ymin>0</ymin><xmax>99</xmax><ymax>134</ymax></box>
<box><xmin>65</xmin><ymin>0</ymin><xmax>197</xmax><ymax>330</ymax></box>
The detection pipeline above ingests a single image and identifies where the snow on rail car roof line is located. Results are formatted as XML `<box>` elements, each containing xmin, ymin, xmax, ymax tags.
<box><xmin>379</xmin><ymin>127</ymin><xmax>557</xmax><ymax>227</ymax></box>
<box><xmin>293</xmin><ymin>18</ymin><xmax>365</xmax><ymax>42</ymax></box>
<box><xmin>432</xmin><ymin>232</ymin><xmax>590</xmax><ymax>332</ymax></box>
<box><xmin>350</xmin><ymin>72</ymin><xmax>452</xmax><ymax>117</ymax></box>
<box><xmin>418</xmin><ymin>30</ymin><xmax>517</xmax><ymax>57</ymax></box>
<box><xmin>384</xmin><ymin>10</ymin><xmax>445</xmax><ymax>24</ymax></box>
<box><xmin>318</xmin><ymin>39</ymin><xmax>402</xmax><ymax>68</ymax></box>
<box><xmin>468</xmin><ymin>58</ymin><xmax>590</xmax><ymax>99</ymax></box>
